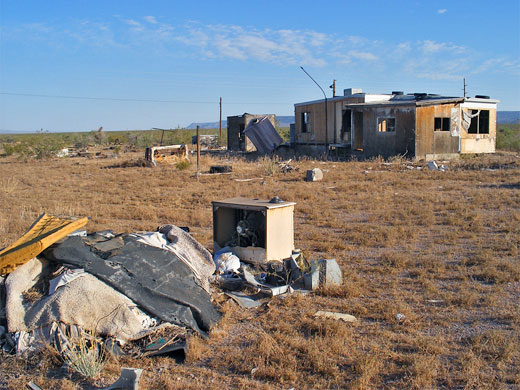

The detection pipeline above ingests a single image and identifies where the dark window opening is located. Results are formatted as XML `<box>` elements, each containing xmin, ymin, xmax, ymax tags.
<box><xmin>434</xmin><ymin>117</ymin><xmax>450</xmax><ymax>131</ymax></box>
<box><xmin>479</xmin><ymin>110</ymin><xmax>489</xmax><ymax>134</ymax></box>
<box><xmin>343</xmin><ymin>110</ymin><xmax>352</xmax><ymax>132</ymax></box>
<box><xmin>468</xmin><ymin>109</ymin><xmax>490</xmax><ymax>134</ymax></box>
<box><xmin>301</xmin><ymin>112</ymin><xmax>310</xmax><ymax>133</ymax></box>
<box><xmin>378</xmin><ymin>118</ymin><xmax>395</xmax><ymax>133</ymax></box>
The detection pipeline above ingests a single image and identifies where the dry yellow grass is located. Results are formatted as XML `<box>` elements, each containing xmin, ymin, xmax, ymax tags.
<box><xmin>0</xmin><ymin>150</ymin><xmax>519</xmax><ymax>389</ymax></box>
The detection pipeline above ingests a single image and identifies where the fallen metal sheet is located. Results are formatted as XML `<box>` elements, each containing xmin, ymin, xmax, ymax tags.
<box><xmin>0</xmin><ymin>213</ymin><xmax>88</xmax><ymax>275</ymax></box>
<box><xmin>45</xmin><ymin>235</ymin><xmax>221</xmax><ymax>336</ymax></box>
<box><xmin>225</xmin><ymin>291</ymin><xmax>265</xmax><ymax>309</ymax></box>
<box><xmin>243</xmin><ymin>116</ymin><xmax>283</xmax><ymax>154</ymax></box>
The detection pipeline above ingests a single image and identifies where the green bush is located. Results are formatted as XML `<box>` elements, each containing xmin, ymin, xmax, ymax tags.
<box><xmin>496</xmin><ymin>124</ymin><xmax>520</xmax><ymax>151</ymax></box>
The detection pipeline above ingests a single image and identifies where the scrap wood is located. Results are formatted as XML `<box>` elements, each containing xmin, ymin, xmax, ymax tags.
<box><xmin>0</xmin><ymin>213</ymin><xmax>88</xmax><ymax>275</ymax></box>
<box><xmin>233</xmin><ymin>177</ymin><xmax>263</xmax><ymax>182</ymax></box>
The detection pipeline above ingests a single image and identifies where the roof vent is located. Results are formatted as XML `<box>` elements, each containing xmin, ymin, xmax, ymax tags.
<box><xmin>475</xmin><ymin>95</ymin><xmax>490</xmax><ymax>99</ymax></box>
<box><xmin>392</xmin><ymin>91</ymin><xmax>404</xmax><ymax>95</ymax></box>
<box><xmin>344</xmin><ymin>88</ymin><xmax>362</xmax><ymax>96</ymax></box>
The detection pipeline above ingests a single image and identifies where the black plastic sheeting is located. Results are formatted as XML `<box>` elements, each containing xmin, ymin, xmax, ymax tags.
<box><xmin>45</xmin><ymin>234</ymin><xmax>221</xmax><ymax>336</ymax></box>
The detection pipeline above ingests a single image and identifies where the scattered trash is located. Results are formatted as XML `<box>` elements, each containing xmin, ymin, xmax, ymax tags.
<box><xmin>233</xmin><ymin>177</ymin><xmax>263</xmax><ymax>182</ymax></box>
<box><xmin>209</xmin><ymin>165</ymin><xmax>232</xmax><ymax>174</ymax></box>
<box><xmin>103</xmin><ymin>367</ymin><xmax>143</xmax><ymax>390</ymax></box>
<box><xmin>396</xmin><ymin>313</ymin><xmax>406</xmax><ymax>321</ymax></box>
<box><xmin>26</xmin><ymin>381</ymin><xmax>42</xmax><ymax>390</ymax></box>
<box><xmin>142</xmin><ymin>336</ymin><xmax>186</xmax><ymax>359</ymax></box>
<box><xmin>427</xmin><ymin>161</ymin><xmax>438</xmax><ymax>170</ymax></box>
<box><xmin>214</xmin><ymin>247</ymin><xmax>240</xmax><ymax>275</ymax></box>
<box><xmin>306</xmin><ymin>168</ymin><xmax>323</xmax><ymax>182</ymax></box>
<box><xmin>224</xmin><ymin>291</ymin><xmax>265</xmax><ymax>309</ymax></box>
<box><xmin>314</xmin><ymin>311</ymin><xmax>357</xmax><ymax>322</ymax></box>
<box><xmin>192</xmin><ymin>134</ymin><xmax>219</xmax><ymax>150</ymax></box>
<box><xmin>278</xmin><ymin>159</ymin><xmax>296</xmax><ymax>173</ymax></box>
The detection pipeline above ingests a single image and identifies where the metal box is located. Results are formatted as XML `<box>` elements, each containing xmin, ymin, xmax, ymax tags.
<box><xmin>212</xmin><ymin>197</ymin><xmax>295</xmax><ymax>264</ymax></box>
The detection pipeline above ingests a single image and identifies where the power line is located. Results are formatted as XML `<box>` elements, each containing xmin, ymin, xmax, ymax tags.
<box><xmin>0</xmin><ymin>92</ymin><xmax>292</xmax><ymax>105</ymax></box>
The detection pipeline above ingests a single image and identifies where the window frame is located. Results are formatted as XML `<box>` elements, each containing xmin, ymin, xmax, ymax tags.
<box><xmin>377</xmin><ymin>117</ymin><xmax>396</xmax><ymax>133</ymax></box>
<box><xmin>434</xmin><ymin>117</ymin><xmax>450</xmax><ymax>132</ymax></box>
<box><xmin>301</xmin><ymin>112</ymin><xmax>310</xmax><ymax>133</ymax></box>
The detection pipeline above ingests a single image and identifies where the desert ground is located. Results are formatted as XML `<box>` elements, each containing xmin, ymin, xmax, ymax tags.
<box><xmin>0</xmin><ymin>149</ymin><xmax>519</xmax><ymax>389</ymax></box>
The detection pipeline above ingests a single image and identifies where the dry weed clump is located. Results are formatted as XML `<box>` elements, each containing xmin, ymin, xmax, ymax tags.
<box><xmin>0</xmin><ymin>150</ymin><xmax>519</xmax><ymax>388</ymax></box>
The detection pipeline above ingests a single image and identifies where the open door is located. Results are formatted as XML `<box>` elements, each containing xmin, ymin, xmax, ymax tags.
<box><xmin>353</xmin><ymin>111</ymin><xmax>364</xmax><ymax>150</ymax></box>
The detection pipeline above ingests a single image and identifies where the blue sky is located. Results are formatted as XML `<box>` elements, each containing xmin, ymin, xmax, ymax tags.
<box><xmin>1</xmin><ymin>0</ymin><xmax>519</xmax><ymax>132</ymax></box>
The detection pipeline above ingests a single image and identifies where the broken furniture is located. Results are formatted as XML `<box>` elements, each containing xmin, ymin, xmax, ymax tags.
<box><xmin>212</xmin><ymin>197</ymin><xmax>295</xmax><ymax>265</ymax></box>
<box><xmin>144</xmin><ymin>144</ymin><xmax>188</xmax><ymax>166</ymax></box>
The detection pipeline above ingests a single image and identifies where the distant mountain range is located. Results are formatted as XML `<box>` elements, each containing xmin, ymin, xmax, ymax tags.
<box><xmin>187</xmin><ymin>115</ymin><xmax>296</xmax><ymax>129</ymax></box>
<box><xmin>497</xmin><ymin>111</ymin><xmax>520</xmax><ymax>124</ymax></box>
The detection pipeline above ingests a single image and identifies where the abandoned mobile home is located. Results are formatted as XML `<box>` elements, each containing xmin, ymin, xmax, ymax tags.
<box><xmin>294</xmin><ymin>88</ymin><xmax>499</xmax><ymax>160</ymax></box>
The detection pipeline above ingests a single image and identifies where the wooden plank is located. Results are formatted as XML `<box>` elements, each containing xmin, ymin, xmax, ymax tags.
<box><xmin>0</xmin><ymin>213</ymin><xmax>88</xmax><ymax>275</ymax></box>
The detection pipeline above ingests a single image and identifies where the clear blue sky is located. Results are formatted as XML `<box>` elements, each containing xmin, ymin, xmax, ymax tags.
<box><xmin>1</xmin><ymin>0</ymin><xmax>519</xmax><ymax>132</ymax></box>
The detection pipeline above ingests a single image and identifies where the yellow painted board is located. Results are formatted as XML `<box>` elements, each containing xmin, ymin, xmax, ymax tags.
<box><xmin>0</xmin><ymin>213</ymin><xmax>88</xmax><ymax>275</ymax></box>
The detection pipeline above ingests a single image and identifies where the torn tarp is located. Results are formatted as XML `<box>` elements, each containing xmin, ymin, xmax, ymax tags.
<box><xmin>243</xmin><ymin>116</ymin><xmax>283</xmax><ymax>154</ymax></box>
<box><xmin>45</xmin><ymin>234</ymin><xmax>221</xmax><ymax>336</ymax></box>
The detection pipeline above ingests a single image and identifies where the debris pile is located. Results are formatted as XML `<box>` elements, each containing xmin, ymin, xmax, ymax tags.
<box><xmin>0</xmin><ymin>197</ymin><xmax>345</xmax><ymax>383</ymax></box>
<box><xmin>0</xmin><ymin>214</ymin><xmax>220</xmax><ymax>362</ymax></box>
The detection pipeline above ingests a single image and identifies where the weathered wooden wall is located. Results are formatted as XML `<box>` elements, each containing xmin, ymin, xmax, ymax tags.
<box><xmin>416</xmin><ymin>103</ymin><xmax>459</xmax><ymax>159</ymax></box>
<box><xmin>351</xmin><ymin>105</ymin><xmax>415</xmax><ymax>158</ymax></box>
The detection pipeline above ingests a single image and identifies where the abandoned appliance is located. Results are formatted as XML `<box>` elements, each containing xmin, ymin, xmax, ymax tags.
<box><xmin>212</xmin><ymin>197</ymin><xmax>295</xmax><ymax>264</ymax></box>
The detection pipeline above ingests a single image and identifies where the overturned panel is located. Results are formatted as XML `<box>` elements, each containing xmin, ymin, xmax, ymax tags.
<box><xmin>0</xmin><ymin>213</ymin><xmax>88</xmax><ymax>275</ymax></box>
<box><xmin>45</xmin><ymin>234</ymin><xmax>221</xmax><ymax>336</ymax></box>
<box><xmin>243</xmin><ymin>117</ymin><xmax>283</xmax><ymax>154</ymax></box>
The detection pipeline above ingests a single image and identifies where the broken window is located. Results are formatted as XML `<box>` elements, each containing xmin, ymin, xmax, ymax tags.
<box><xmin>301</xmin><ymin>112</ymin><xmax>310</xmax><ymax>133</ymax></box>
<box><xmin>378</xmin><ymin>118</ymin><xmax>395</xmax><ymax>133</ymax></box>
<box><xmin>479</xmin><ymin>110</ymin><xmax>489</xmax><ymax>134</ymax></box>
<box><xmin>467</xmin><ymin>110</ymin><xmax>490</xmax><ymax>134</ymax></box>
<box><xmin>434</xmin><ymin>117</ymin><xmax>450</xmax><ymax>131</ymax></box>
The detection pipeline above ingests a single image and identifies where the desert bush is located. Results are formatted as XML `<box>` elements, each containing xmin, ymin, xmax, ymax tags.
<box><xmin>58</xmin><ymin>330</ymin><xmax>106</xmax><ymax>380</ymax></box>
<box><xmin>176</xmin><ymin>160</ymin><xmax>190</xmax><ymax>170</ymax></box>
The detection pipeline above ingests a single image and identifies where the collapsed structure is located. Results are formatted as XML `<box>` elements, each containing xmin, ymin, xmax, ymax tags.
<box><xmin>294</xmin><ymin>88</ymin><xmax>499</xmax><ymax>160</ymax></box>
<box><xmin>227</xmin><ymin>113</ymin><xmax>278</xmax><ymax>152</ymax></box>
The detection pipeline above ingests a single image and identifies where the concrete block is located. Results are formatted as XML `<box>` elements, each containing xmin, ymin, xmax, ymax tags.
<box><xmin>318</xmin><ymin>259</ymin><xmax>342</xmax><ymax>287</ymax></box>
<box><xmin>305</xmin><ymin>168</ymin><xmax>323</xmax><ymax>182</ymax></box>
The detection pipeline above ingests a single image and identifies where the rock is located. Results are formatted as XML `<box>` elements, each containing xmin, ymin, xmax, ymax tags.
<box><xmin>305</xmin><ymin>168</ymin><xmax>323</xmax><ymax>182</ymax></box>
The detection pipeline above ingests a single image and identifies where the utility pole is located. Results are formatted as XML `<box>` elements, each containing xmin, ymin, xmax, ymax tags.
<box><xmin>330</xmin><ymin>80</ymin><xmax>336</xmax><ymax>97</ymax></box>
<box><xmin>219</xmin><ymin>97</ymin><xmax>222</xmax><ymax>138</ymax></box>
<box><xmin>196</xmin><ymin>125</ymin><xmax>200</xmax><ymax>178</ymax></box>
<box><xmin>300</xmin><ymin>66</ymin><xmax>328</xmax><ymax>157</ymax></box>
<box><xmin>463</xmin><ymin>78</ymin><xmax>467</xmax><ymax>98</ymax></box>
